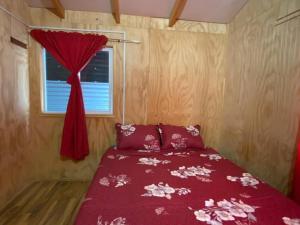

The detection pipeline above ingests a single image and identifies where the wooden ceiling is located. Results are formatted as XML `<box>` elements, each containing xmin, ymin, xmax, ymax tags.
<box><xmin>27</xmin><ymin>0</ymin><xmax>248</xmax><ymax>26</ymax></box>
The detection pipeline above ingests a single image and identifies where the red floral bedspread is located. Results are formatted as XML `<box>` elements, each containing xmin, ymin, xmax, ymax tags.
<box><xmin>74</xmin><ymin>147</ymin><xmax>300</xmax><ymax>225</ymax></box>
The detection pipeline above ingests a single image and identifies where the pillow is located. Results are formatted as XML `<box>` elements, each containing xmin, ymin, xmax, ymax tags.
<box><xmin>115</xmin><ymin>123</ymin><xmax>161</xmax><ymax>150</ymax></box>
<box><xmin>158</xmin><ymin>124</ymin><xmax>204</xmax><ymax>150</ymax></box>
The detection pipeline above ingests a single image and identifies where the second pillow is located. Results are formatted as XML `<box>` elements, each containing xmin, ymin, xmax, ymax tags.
<box><xmin>158</xmin><ymin>124</ymin><xmax>204</xmax><ymax>150</ymax></box>
<box><xmin>115</xmin><ymin>123</ymin><xmax>161</xmax><ymax>151</ymax></box>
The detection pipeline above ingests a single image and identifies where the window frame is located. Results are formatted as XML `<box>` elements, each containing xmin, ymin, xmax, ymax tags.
<box><xmin>40</xmin><ymin>47</ymin><xmax>114</xmax><ymax>117</ymax></box>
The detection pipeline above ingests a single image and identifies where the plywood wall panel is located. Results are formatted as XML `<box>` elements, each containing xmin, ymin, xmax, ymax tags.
<box><xmin>219</xmin><ymin>0</ymin><xmax>300</xmax><ymax>193</ymax></box>
<box><xmin>278</xmin><ymin>0</ymin><xmax>300</xmax><ymax>21</ymax></box>
<box><xmin>147</xmin><ymin>30</ymin><xmax>196</xmax><ymax>125</ymax></box>
<box><xmin>0</xmin><ymin>0</ymin><xmax>32</xmax><ymax>210</ymax></box>
<box><xmin>0</xmin><ymin>0</ymin><xmax>29</xmax><ymax>23</ymax></box>
<box><xmin>147</xmin><ymin>30</ymin><xmax>226</xmax><ymax>147</ymax></box>
<box><xmin>124</xmin><ymin>27</ymin><xmax>150</xmax><ymax>124</ymax></box>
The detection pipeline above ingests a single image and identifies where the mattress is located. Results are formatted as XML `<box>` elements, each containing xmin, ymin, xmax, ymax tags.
<box><xmin>74</xmin><ymin>147</ymin><xmax>300</xmax><ymax>225</ymax></box>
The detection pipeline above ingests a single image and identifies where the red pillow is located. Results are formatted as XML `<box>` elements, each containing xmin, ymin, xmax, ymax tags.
<box><xmin>158</xmin><ymin>124</ymin><xmax>204</xmax><ymax>150</ymax></box>
<box><xmin>115</xmin><ymin>123</ymin><xmax>161</xmax><ymax>150</ymax></box>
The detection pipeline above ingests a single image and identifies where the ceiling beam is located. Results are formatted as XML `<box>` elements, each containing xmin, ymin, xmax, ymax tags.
<box><xmin>169</xmin><ymin>0</ymin><xmax>188</xmax><ymax>27</ymax></box>
<box><xmin>48</xmin><ymin>0</ymin><xmax>65</xmax><ymax>19</ymax></box>
<box><xmin>111</xmin><ymin>0</ymin><xmax>120</xmax><ymax>24</ymax></box>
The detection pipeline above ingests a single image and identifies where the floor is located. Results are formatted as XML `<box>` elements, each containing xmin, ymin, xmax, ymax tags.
<box><xmin>0</xmin><ymin>181</ymin><xmax>89</xmax><ymax>225</ymax></box>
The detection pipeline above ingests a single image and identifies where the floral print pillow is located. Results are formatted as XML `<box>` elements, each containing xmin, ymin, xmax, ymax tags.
<box><xmin>115</xmin><ymin>123</ymin><xmax>161</xmax><ymax>151</ymax></box>
<box><xmin>159</xmin><ymin>124</ymin><xmax>204</xmax><ymax>150</ymax></box>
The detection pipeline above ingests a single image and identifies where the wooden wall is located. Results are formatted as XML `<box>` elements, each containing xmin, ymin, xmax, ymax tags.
<box><xmin>28</xmin><ymin>9</ymin><xmax>227</xmax><ymax>182</ymax></box>
<box><xmin>147</xmin><ymin>30</ymin><xmax>226</xmax><ymax>147</ymax></box>
<box><xmin>0</xmin><ymin>0</ymin><xmax>33</xmax><ymax>209</ymax></box>
<box><xmin>219</xmin><ymin>0</ymin><xmax>300</xmax><ymax>193</ymax></box>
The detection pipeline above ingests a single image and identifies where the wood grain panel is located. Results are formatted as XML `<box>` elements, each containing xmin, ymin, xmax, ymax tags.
<box><xmin>0</xmin><ymin>0</ymin><xmax>32</xmax><ymax>210</ymax></box>
<box><xmin>278</xmin><ymin>0</ymin><xmax>300</xmax><ymax>20</ymax></box>
<box><xmin>124</xmin><ymin>27</ymin><xmax>150</xmax><ymax>124</ymax></box>
<box><xmin>147</xmin><ymin>30</ymin><xmax>226</xmax><ymax>147</ymax></box>
<box><xmin>0</xmin><ymin>0</ymin><xmax>29</xmax><ymax>23</ymax></box>
<box><xmin>147</xmin><ymin>30</ymin><xmax>196</xmax><ymax>125</ymax></box>
<box><xmin>219</xmin><ymin>0</ymin><xmax>300</xmax><ymax>193</ymax></box>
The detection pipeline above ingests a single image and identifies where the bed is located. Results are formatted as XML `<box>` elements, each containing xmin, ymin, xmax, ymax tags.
<box><xmin>74</xmin><ymin>147</ymin><xmax>300</xmax><ymax>225</ymax></box>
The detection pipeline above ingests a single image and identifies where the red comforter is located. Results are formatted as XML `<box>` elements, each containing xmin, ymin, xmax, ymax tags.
<box><xmin>74</xmin><ymin>147</ymin><xmax>300</xmax><ymax>225</ymax></box>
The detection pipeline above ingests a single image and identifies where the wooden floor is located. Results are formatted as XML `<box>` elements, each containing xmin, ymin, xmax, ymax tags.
<box><xmin>0</xmin><ymin>181</ymin><xmax>89</xmax><ymax>225</ymax></box>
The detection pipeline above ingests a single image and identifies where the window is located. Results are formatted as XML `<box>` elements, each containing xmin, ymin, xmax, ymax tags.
<box><xmin>42</xmin><ymin>48</ymin><xmax>113</xmax><ymax>115</ymax></box>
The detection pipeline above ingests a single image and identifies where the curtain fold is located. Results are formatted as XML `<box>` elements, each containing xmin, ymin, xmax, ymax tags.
<box><xmin>30</xmin><ymin>30</ymin><xmax>108</xmax><ymax>160</ymax></box>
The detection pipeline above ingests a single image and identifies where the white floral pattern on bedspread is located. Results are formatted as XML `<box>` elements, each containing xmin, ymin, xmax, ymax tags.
<box><xmin>171</xmin><ymin>166</ymin><xmax>214</xmax><ymax>179</ymax></box>
<box><xmin>227</xmin><ymin>173</ymin><xmax>259</xmax><ymax>189</ymax></box>
<box><xmin>137</xmin><ymin>149</ymin><xmax>155</xmax><ymax>153</ymax></box>
<box><xmin>164</xmin><ymin>151</ymin><xmax>192</xmax><ymax>157</ymax></box>
<box><xmin>196</xmin><ymin>176</ymin><xmax>213</xmax><ymax>183</ymax></box>
<box><xmin>283</xmin><ymin>217</ymin><xmax>300</xmax><ymax>225</ymax></box>
<box><xmin>200</xmin><ymin>153</ymin><xmax>223</xmax><ymax>161</ymax></box>
<box><xmin>186</xmin><ymin>125</ymin><xmax>200</xmax><ymax>136</ymax></box>
<box><xmin>145</xmin><ymin>168</ymin><xmax>154</xmax><ymax>174</ymax></box>
<box><xmin>144</xmin><ymin>134</ymin><xmax>160</xmax><ymax>151</ymax></box>
<box><xmin>190</xmin><ymin>198</ymin><xmax>259</xmax><ymax>225</ymax></box>
<box><xmin>155</xmin><ymin>207</ymin><xmax>168</xmax><ymax>215</ymax></box>
<box><xmin>107</xmin><ymin>154</ymin><xmax>129</xmax><ymax>160</ymax></box>
<box><xmin>171</xmin><ymin>133</ymin><xmax>188</xmax><ymax>149</ymax></box>
<box><xmin>97</xmin><ymin>216</ymin><xmax>127</xmax><ymax>225</ymax></box>
<box><xmin>120</xmin><ymin>124</ymin><xmax>136</xmax><ymax>136</ymax></box>
<box><xmin>239</xmin><ymin>193</ymin><xmax>252</xmax><ymax>199</ymax></box>
<box><xmin>142</xmin><ymin>182</ymin><xmax>191</xmax><ymax>199</ymax></box>
<box><xmin>99</xmin><ymin>174</ymin><xmax>131</xmax><ymax>187</ymax></box>
<box><xmin>138</xmin><ymin>157</ymin><xmax>171</xmax><ymax>166</ymax></box>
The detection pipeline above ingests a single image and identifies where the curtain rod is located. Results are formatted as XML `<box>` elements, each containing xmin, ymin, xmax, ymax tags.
<box><xmin>28</xmin><ymin>26</ymin><xmax>141</xmax><ymax>44</ymax></box>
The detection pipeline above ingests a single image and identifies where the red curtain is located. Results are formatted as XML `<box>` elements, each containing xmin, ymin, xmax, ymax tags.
<box><xmin>30</xmin><ymin>30</ymin><xmax>108</xmax><ymax>160</ymax></box>
<box><xmin>292</xmin><ymin>142</ymin><xmax>300</xmax><ymax>203</ymax></box>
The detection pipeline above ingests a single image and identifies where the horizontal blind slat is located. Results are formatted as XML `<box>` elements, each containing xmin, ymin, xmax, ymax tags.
<box><xmin>46</xmin><ymin>80</ymin><xmax>111</xmax><ymax>113</ymax></box>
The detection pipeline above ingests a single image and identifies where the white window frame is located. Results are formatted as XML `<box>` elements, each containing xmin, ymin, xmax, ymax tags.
<box><xmin>41</xmin><ymin>47</ymin><xmax>114</xmax><ymax>116</ymax></box>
